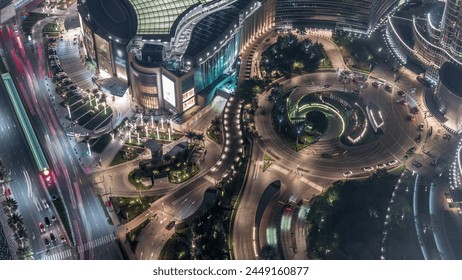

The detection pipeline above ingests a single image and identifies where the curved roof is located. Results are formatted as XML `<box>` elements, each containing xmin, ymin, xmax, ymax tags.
<box><xmin>84</xmin><ymin>0</ymin><xmax>138</xmax><ymax>41</ymax></box>
<box><xmin>185</xmin><ymin>0</ymin><xmax>249</xmax><ymax>56</ymax></box>
<box><xmin>439</xmin><ymin>62</ymin><xmax>462</xmax><ymax>98</ymax></box>
<box><xmin>128</xmin><ymin>0</ymin><xmax>207</xmax><ymax>35</ymax></box>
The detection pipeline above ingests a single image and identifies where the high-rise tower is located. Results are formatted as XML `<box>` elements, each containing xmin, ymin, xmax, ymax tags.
<box><xmin>440</xmin><ymin>0</ymin><xmax>462</xmax><ymax>59</ymax></box>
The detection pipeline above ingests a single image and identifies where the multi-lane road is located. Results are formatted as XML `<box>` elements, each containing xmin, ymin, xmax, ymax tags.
<box><xmin>1</xmin><ymin>22</ymin><xmax>122</xmax><ymax>259</ymax></box>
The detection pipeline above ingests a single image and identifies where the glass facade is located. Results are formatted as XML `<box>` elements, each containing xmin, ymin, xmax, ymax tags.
<box><xmin>128</xmin><ymin>0</ymin><xmax>207</xmax><ymax>35</ymax></box>
<box><xmin>95</xmin><ymin>34</ymin><xmax>113</xmax><ymax>75</ymax></box>
<box><xmin>441</xmin><ymin>0</ymin><xmax>462</xmax><ymax>59</ymax></box>
<box><xmin>276</xmin><ymin>0</ymin><xmax>396</xmax><ymax>33</ymax></box>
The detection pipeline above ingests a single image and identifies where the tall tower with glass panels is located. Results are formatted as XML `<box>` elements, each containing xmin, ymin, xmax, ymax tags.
<box><xmin>440</xmin><ymin>0</ymin><xmax>462</xmax><ymax>59</ymax></box>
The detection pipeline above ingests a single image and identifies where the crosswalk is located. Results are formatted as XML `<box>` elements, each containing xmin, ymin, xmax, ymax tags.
<box><xmin>41</xmin><ymin>248</ymin><xmax>73</xmax><ymax>260</ymax></box>
<box><xmin>40</xmin><ymin>234</ymin><xmax>116</xmax><ymax>260</ymax></box>
<box><xmin>77</xmin><ymin>234</ymin><xmax>116</xmax><ymax>254</ymax></box>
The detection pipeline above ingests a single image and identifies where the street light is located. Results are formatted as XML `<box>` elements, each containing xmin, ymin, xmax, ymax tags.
<box><xmin>278</xmin><ymin>116</ymin><xmax>283</xmax><ymax>133</ymax></box>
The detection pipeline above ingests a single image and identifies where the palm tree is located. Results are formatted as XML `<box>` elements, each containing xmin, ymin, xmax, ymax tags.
<box><xmin>211</xmin><ymin>115</ymin><xmax>222</xmax><ymax>130</ymax></box>
<box><xmin>194</xmin><ymin>133</ymin><xmax>205</xmax><ymax>146</ymax></box>
<box><xmin>260</xmin><ymin>244</ymin><xmax>277</xmax><ymax>260</ymax></box>
<box><xmin>185</xmin><ymin>130</ymin><xmax>196</xmax><ymax>144</ymax></box>
<box><xmin>14</xmin><ymin>225</ymin><xmax>28</xmax><ymax>247</ymax></box>
<box><xmin>163</xmin><ymin>153</ymin><xmax>172</xmax><ymax>164</ymax></box>
<box><xmin>2</xmin><ymin>197</ymin><xmax>18</xmax><ymax>214</ymax></box>
<box><xmin>338</xmin><ymin>69</ymin><xmax>353</xmax><ymax>92</ymax></box>
<box><xmin>16</xmin><ymin>246</ymin><xmax>34</xmax><ymax>260</ymax></box>
<box><xmin>7</xmin><ymin>212</ymin><xmax>24</xmax><ymax>231</ymax></box>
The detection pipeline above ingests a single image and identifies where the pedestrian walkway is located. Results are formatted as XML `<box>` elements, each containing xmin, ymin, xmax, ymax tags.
<box><xmin>76</xmin><ymin>233</ymin><xmax>116</xmax><ymax>254</ymax></box>
<box><xmin>56</xmin><ymin>28</ymin><xmax>94</xmax><ymax>90</ymax></box>
<box><xmin>41</xmin><ymin>248</ymin><xmax>73</xmax><ymax>260</ymax></box>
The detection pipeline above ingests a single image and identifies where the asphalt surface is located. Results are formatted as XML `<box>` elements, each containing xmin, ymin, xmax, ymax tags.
<box><xmin>1</xmin><ymin>21</ymin><xmax>122</xmax><ymax>259</ymax></box>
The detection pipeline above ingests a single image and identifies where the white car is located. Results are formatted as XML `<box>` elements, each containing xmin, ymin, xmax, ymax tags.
<box><xmin>376</xmin><ymin>163</ymin><xmax>386</xmax><ymax>170</ymax></box>
<box><xmin>388</xmin><ymin>160</ymin><xmax>399</xmax><ymax>166</ymax></box>
<box><xmin>362</xmin><ymin>167</ymin><xmax>375</xmax><ymax>172</ymax></box>
<box><xmin>343</xmin><ymin>171</ymin><xmax>353</xmax><ymax>177</ymax></box>
<box><xmin>41</xmin><ymin>199</ymin><xmax>49</xmax><ymax>209</ymax></box>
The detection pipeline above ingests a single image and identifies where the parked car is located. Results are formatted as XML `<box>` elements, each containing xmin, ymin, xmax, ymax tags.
<box><xmin>343</xmin><ymin>171</ymin><xmax>353</xmax><ymax>177</ymax></box>
<box><xmin>362</xmin><ymin>166</ymin><xmax>375</xmax><ymax>172</ymax></box>
<box><xmin>376</xmin><ymin>163</ymin><xmax>386</xmax><ymax>169</ymax></box>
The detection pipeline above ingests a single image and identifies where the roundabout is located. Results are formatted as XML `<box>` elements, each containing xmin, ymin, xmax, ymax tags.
<box><xmin>255</xmin><ymin>70</ymin><xmax>423</xmax><ymax>180</ymax></box>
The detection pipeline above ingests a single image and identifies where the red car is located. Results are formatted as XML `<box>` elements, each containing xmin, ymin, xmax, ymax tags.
<box><xmin>284</xmin><ymin>205</ymin><xmax>293</xmax><ymax>214</ymax></box>
<box><xmin>39</xmin><ymin>223</ymin><xmax>46</xmax><ymax>233</ymax></box>
<box><xmin>4</xmin><ymin>188</ymin><xmax>11</xmax><ymax>196</ymax></box>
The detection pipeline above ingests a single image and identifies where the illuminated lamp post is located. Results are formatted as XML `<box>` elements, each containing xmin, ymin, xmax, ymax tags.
<box><xmin>87</xmin><ymin>141</ymin><xmax>92</xmax><ymax>157</ymax></box>
<box><xmin>66</xmin><ymin>104</ymin><xmax>71</xmax><ymax>119</ymax></box>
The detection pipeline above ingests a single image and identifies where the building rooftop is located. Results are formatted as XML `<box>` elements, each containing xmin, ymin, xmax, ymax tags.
<box><xmin>439</xmin><ymin>62</ymin><xmax>462</xmax><ymax>98</ymax></box>
<box><xmin>128</xmin><ymin>0</ymin><xmax>207</xmax><ymax>35</ymax></box>
<box><xmin>145</xmin><ymin>139</ymin><xmax>163</xmax><ymax>152</ymax></box>
<box><xmin>85</xmin><ymin>0</ymin><xmax>138</xmax><ymax>41</ymax></box>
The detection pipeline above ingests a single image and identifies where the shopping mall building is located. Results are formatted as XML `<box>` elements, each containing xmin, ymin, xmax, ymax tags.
<box><xmin>77</xmin><ymin>0</ymin><xmax>400</xmax><ymax>115</ymax></box>
<box><xmin>77</xmin><ymin>0</ymin><xmax>275</xmax><ymax>115</ymax></box>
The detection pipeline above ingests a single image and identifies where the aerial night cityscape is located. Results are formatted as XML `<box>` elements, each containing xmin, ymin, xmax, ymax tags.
<box><xmin>1</xmin><ymin>0</ymin><xmax>462</xmax><ymax>262</ymax></box>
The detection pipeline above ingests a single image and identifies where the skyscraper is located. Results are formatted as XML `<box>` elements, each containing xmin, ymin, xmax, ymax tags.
<box><xmin>440</xmin><ymin>0</ymin><xmax>462</xmax><ymax>60</ymax></box>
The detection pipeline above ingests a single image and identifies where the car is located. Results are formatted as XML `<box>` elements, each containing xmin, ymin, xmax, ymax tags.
<box><xmin>416</xmin><ymin>76</ymin><xmax>434</xmax><ymax>88</ymax></box>
<box><xmin>50</xmin><ymin>232</ymin><xmax>56</xmax><ymax>243</ymax></box>
<box><xmin>60</xmin><ymin>234</ymin><xmax>67</xmax><ymax>244</ymax></box>
<box><xmin>388</xmin><ymin>160</ymin><xmax>399</xmax><ymax>166</ymax></box>
<box><xmin>4</xmin><ymin>188</ymin><xmax>12</xmax><ymax>196</ymax></box>
<box><xmin>68</xmin><ymin>85</ymin><xmax>77</xmax><ymax>90</ymax></box>
<box><xmin>410</xmin><ymin>107</ymin><xmax>419</xmax><ymax>114</ymax></box>
<box><xmin>362</xmin><ymin>166</ymin><xmax>375</xmax><ymax>172</ymax></box>
<box><xmin>418</xmin><ymin>123</ymin><xmax>424</xmax><ymax>131</ymax></box>
<box><xmin>51</xmin><ymin>215</ymin><xmax>57</xmax><ymax>222</ymax></box>
<box><xmin>384</xmin><ymin>84</ymin><xmax>392</xmax><ymax>92</ymax></box>
<box><xmin>41</xmin><ymin>199</ymin><xmax>49</xmax><ymax>209</ymax></box>
<box><xmin>165</xmin><ymin>220</ymin><xmax>176</xmax><ymax>230</ymax></box>
<box><xmin>412</xmin><ymin>161</ymin><xmax>423</xmax><ymax>168</ymax></box>
<box><xmin>343</xmin><ymin>171</ymin><xmax>353</xmax><ymax>177</ymax></box>
<box><xmin>407</xmin><ymin>115</ymin><xmax>415</xmax><ymax>121</ymax></box>
<box><xmin>284</xmin><ymin>204</ymin><xmax>293</xmax><ymax>213</ymax></box>
<box><xmin>400</xmin><ymin>99</ymin><xmax>408</xmax><ymax>106</ymax></box>
<box><xmin>415</xmin><ymin>134</ymin><xmax>422</xmax><ymax>143</ymax></box>
<box><xmin>44</xmin><ymin>217</ymin><xmax>51</xmax><ymax>227</ymax></box>
<box><xmin>39</xmin><ymin>223</ymin><xmax>46</xmax><ymax>233</ymax></box>
<box><xmin>376</xmin><ymin>163</ymin><xmax>386</xmax><ymax>170</ymax></box>
<box><xmin>44</xmin><ymin>238</ymin><xmax>51</xmax><ymax>247</ymax></box>
<box><xmin>372</xmin><ymin>81</ymin><xmax>379</xmax><ymax>87</ymax></box>
<box><xmin>397</xmin><ymin>90</ymin><xmax>406</xmax><ymax>97</ymax></box>
<box><xmin>431</xmin><ymin>159</ymin><xmax>439</xmax><ymax>166</ymax></box>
